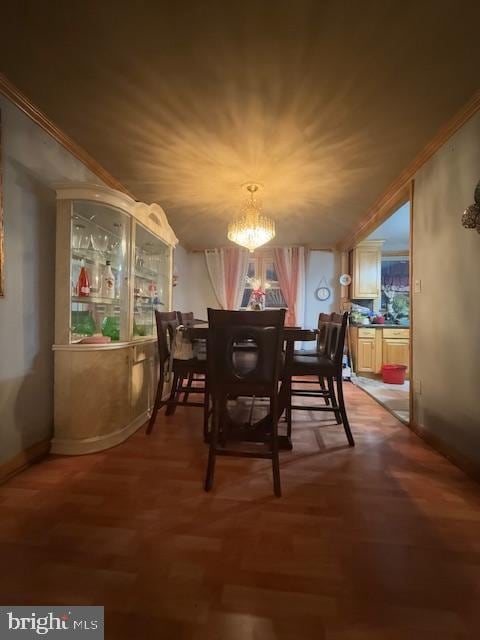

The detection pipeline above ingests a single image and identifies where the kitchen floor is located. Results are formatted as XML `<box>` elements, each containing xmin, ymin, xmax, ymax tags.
<box><xmin>353</xmin><ymin>375</ymin><xmax>410</xmax><ymax>423</ymax></box>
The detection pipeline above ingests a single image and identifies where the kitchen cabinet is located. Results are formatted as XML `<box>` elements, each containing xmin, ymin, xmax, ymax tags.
<box><xmin>382</xmin><ymin>328</ymin><xmax>409</xmax><ymax>377</ymax></box>
<box><xmin>350</xmin><ymin>327</ymin><xmax>382</xmax><ymax>374</ymax></box>
<box><xmin>350</xmin><ymin>326</ymin><xmax>410</xmax><ymax>377</ymax></box>
<box><xmin>351</xmin><ymin>240</ymin><xmax>383</xmax><ymax>299</ymax></box>
<box><xmin>52</xmin><ymin>183</ymin><xmax>178</xmax><ymax>454</ymax></box>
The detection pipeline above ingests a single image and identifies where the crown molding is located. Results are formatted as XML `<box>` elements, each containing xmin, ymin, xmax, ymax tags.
<box><xmin>338</xmin><ymin>88</ymin><xmax>480</xmax><ymax>251</ymax></box>
<box><xmin>0</xmin><ymin>73</ymin><xmax>134</xmax><ymax>198</ymax></box>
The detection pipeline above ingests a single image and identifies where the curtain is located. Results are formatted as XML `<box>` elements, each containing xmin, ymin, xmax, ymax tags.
<box><xmin>204</xmin><ymin>248</ymin><xmax>249</xmax><ymax>310</ymax></box>
<box><xmin>296</xmin><ymin>247</ymin><xmax>307</xmax><ymax>330</ymax></box>
<box><xmin>274</xmin><ymin>247</ymin><xmax>306</xmax><ymax>326</ymax></box>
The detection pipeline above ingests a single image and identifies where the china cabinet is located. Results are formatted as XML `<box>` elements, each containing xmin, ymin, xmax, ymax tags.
<box><xmin>52</xmin><ymin>184</ymin><xmax>178</xmax><ymax>454</ymax></box>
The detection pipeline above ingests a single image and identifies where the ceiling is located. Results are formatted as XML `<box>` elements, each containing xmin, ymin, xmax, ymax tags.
<box><xmin>2</xmin><ymin>1</ymin><xmax>479</xmax><ymax>249</ymax></box>
<box><xmin>368</xmin><ymin>202</ymin><xmax>410</xmax><ymax>252</ymax></box>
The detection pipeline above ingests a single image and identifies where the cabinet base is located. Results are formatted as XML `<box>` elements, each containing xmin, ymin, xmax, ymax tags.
<box><xmin>50</xmin><ymin>410</ymin><xmax>150</xmax><ymax>455</ymax></box>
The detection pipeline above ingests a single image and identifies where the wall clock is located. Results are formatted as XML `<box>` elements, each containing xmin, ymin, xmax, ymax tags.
<box><xmin>339</xmin><ymin>273</ymin><xmax>352</xmax><ymax>286</ymax></box>
<box><xmin>315</xmin><ymin>286</ymin><xmax>331</xmax><ymax>301</ymax></box>
<box><xmin>314</xmin><ymin>276</ymin><xmax>331</xmax><ymax>302</ymax></box>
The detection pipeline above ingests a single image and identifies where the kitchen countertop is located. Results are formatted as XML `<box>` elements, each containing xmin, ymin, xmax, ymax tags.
<box><xmin>350</xmin><ymin>323</ymin><xmax>410</xmax><ymax>329</ymax></box>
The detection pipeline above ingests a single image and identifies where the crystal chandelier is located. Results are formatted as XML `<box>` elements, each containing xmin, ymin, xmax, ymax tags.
<box><xmin>227</xmin><ymin>184</ymin><xmax>275</xmax><ymax>253</ymax></box>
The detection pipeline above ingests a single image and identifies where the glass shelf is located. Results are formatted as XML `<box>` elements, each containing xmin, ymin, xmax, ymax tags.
<box><xmin>133</xmin><ymin>224</ymin><xmax>170</xmax><ymax>339</ymax></box>
<box><xmin>70</xmin><ymin>201</ymin><xmax>129</xmax><ymax>343</ymax></box>
<box><xmin>60</xmin><ymin>195</ymin><xmax>172</xmax><ymax>345</ymax></box>
<box><xmin>72</xmin><ymin>295</ymin><xmax>121</xmax><ymax>305</ymax></box>
<box><xmin>135</xmin><ymin>269</ymin><xmax>159</xmax><ymax>280</ymax></box>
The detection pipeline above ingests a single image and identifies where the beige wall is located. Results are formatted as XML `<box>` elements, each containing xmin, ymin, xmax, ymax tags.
<box><xmin>0</xmin><ymin>95</ymin><xmax>103</xmax><ymax>465</ymax></box>
<box><xmin>412</xmin><ymin>110</ymin><xmax>480</xmax><ymax>470</ymax></box>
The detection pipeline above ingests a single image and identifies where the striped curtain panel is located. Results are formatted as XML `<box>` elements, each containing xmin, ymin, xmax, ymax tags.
<box><xmin>204</xmin><ymin>248</ymin><xmax>249</xmax><ymax>310</ymax></box>
<box><xmin>274</xmin><ymin>247</ymin><xmax>306</xmax><ymax>326</ymax></box>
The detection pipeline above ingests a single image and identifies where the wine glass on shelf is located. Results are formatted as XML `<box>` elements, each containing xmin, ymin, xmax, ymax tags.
<box><xmin>92</xmin><ymin>230</ymin><xmax>109</xmax><ymax>256</ymax></box>
<box><xmin>108</xmin><ymin>222</ymin><xmax>122</xmax><ymax>261</ymax></box>
<box><xmin>72</xmin><ymin>221</ymin><xmax>90</xmax><ymax>251</ymax></box>
<box><xmin>135</xmin><ymin>251</ymin><xmax>144</xmax><ymax>273</ymax></box>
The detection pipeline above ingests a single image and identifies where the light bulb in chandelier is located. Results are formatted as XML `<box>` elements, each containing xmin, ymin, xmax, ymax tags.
<box><xmin>227</xmin><ymin>184</ymin><xmax>276</xmax><ymax>253</ymax></box>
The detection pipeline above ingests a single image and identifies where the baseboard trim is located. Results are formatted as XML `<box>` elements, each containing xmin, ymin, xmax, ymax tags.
<box><xmin>409</xmin><ymin>420</ymin><xmax>480</xmax><ymax>483</ymax></box>
<box><xmin>50</xmin><ymin>411</ymin><xmax>149</xmax><ymax>455</ymax></box>
<box><xmin>0</xmin><ymin>439</ymin><xmax>51</xmax><ymax>485</ymax></box>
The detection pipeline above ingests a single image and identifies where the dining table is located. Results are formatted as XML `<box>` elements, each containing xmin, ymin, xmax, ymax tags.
<box><xmin>186</xmin><ymin>324</ymin><xmax>317</xmax><ymax>450</ymax></box>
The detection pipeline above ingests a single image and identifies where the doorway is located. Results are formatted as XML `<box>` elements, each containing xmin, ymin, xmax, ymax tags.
<box><xmin>349</xmin><ymin>200</ymin><xmax>412</xmax><ymax>424</ymax></box>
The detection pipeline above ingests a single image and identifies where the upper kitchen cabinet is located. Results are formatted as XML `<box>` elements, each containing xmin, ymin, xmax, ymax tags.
<box><xmin>351</xmin><ymin>240</ymin><xmax>384</xmax><ymax>299</ymax></box>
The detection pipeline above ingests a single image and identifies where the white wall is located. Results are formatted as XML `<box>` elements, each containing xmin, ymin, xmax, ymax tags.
<box><xmin>0</xmin><ymin>96</ymin><xmax>104</xmax><ymax>464</ymax></box>
<box><xmin>172</xmin><ymin>249</ymin><xmax>219</xmax><ymax>320</ymax></box>
<box><xmin>172</xmin><ymin>244</ymin><xmax>191</xmax><ymax>312</ymax></box>
<box><xmin>412</xmin><ymin>110</ymin><xmax>480</xmax><ymax>471</ymax></box>
<box><xmin>304</xmin><ymin>250</ymin><xmax>340</xmax><ymax>328</ymax></box>
<box><xmin>188</xmin><ymin>253</ymin><xmax>219</xmax><ymax>320</ymax></box>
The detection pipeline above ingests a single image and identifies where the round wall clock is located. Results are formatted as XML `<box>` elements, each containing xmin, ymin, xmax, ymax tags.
<box><xmin>339</xmin><ymin>273</ymin><xmax>352</xmax><ymax>286</ymax></box>
<box><xmin>315</xmin><ymin>286</ymin><xmax>331</xmax><ymax>301</ymax></box>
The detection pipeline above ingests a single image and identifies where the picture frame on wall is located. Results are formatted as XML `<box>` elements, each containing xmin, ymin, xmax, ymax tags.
<box><xmin>0</xmin><ymin>107</ymin><xmax>4</xmax><ymax>297</ymax></box>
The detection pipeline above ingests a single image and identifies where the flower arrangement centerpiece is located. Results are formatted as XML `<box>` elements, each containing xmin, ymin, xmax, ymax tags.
<box><xmin>247</xmin><ymin>278</ymin><xmax>266</xmax><ymax>311</ymax></box>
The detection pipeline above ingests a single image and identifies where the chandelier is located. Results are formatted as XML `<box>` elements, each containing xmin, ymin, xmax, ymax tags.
<box><xmin>227</xmin><ymin>184</ymin><xmax>275</xmax><ymax>253</ymax></box>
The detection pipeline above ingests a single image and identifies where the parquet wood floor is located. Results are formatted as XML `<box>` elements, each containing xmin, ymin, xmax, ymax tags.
<box><xmin>1</xmin><ymin>382</ymin><xmax>480</xmax><ymax>639</ymax></box>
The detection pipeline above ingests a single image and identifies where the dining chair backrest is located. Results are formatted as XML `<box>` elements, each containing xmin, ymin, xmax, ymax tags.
<box><xmin>177</xmin><ymin>311</ymin><xmax>195</xmax><ymax>327</ymax></box>
<box><xmin>207</xmin><ymin>308</ymin><xmax>286</xmax><ymax>396</ymax></box>
<box><xmin>154</xmin><ymin>310</ymin><xmax>179</xmax><ymax>365</ymax></box>
<box><xmin>317</xmin><ymin>312</ymin><xmax>333</xmax><ymax>355</ymax></box>
<box><xmin>326</xmin><ymin>312</ymin><xmax>348</xmax><ymax>368</ymax></box>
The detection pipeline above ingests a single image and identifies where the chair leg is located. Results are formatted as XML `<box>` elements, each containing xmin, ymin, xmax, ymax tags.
<box><xmin>165</xmin><ymin>373</ymin><xmax>180</xmax><ymax>416</ymax></box>
<box><xmin>286</xmin><ymin>377</ymin><xmax>292</xmax><ymax>438</ymax></box>
<box><xmin>327</xmin><ymin>377</ymin><xmax>342</xmax><ymax>424</ymax></box>
<box><xmin>219</xmin><ymin>400</ymin><xmax>228</xmax><ymax>448</ymax></box>
<box><xmin>271</xmin><ymin>398</ymin><xmax>282</xmax><ymax>497</ymax></box>
<box><xmin>319</xmin><ymin>376</ymin><xmax>330</xmax><ymax>405</ymax></box>
<box><xmin>184</xmin><ymin>372</ymin><xmax>194</xmax><ymax>403</ymax></box>
<box><xmin>205</xmin><ymin>399</ymin><xmax>220</xmax><ymax>492</ymax></box>
<box><xmin>146</xmin><ymin>378</ymin><xmax>163</xmax><ymax>435</ymax></box>
<box><xmin>203</xmin><ymin>381</ymin><xmax>210</xmax><ymax>443</ymax></box>
<box><xmin>336</xmin><ymin>375</ymin><xmax>355</xmax><ymax>446</ymax></box>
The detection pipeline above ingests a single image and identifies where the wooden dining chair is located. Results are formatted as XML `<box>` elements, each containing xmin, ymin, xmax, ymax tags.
<box><xmin>146</xmin><ymin>311</ymin><xmax>178</xmax><ymax>433</ymax></box>
<box><xmin>177</xmin><ymin>311</ymin><xmax>195</xmax><ymax>327</ymax></box>
<box><xmin>204</xmin><ymin>308</ymin><xmax>286</xmax><ymax>497</ymax></box>
<box><xmin>176</xmin><ymin>310</ymin><xmax>206</xmax><ymax>404</ymax></box>
<box><xmin>146</xmin><ymin>310</ymin><xmax>208</xmax><ymax>436</ymax></box>
<box><xmin>291</xmin><ymin>312</ymin><xmax>333</xmax><ymax>408</ymax></box>
<box><xmin>287</xmin><ymin>312</ymin><xmax>354</xmax><ymax>446</ymax></box>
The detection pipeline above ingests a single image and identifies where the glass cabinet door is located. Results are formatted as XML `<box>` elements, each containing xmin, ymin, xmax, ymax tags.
<box><xmin>70</xmin><ymin>201</ymin><xmax>130</xmax><ymax>343</ymax></box>
<box><xmin>133</xmin><ymin>224</ymin><xmax>170</xmax><ymax>339</ymax></box>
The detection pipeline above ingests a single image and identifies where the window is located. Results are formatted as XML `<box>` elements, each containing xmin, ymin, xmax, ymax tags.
<box><xmin>240</xmin><ymin>253</ymin><xmax>287</xmax><ymax>309</ymax></box>
<box><xmin>381</xmin><ymin>258</ymin><xmax>409</xmax><ymax>315</ymax></box>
